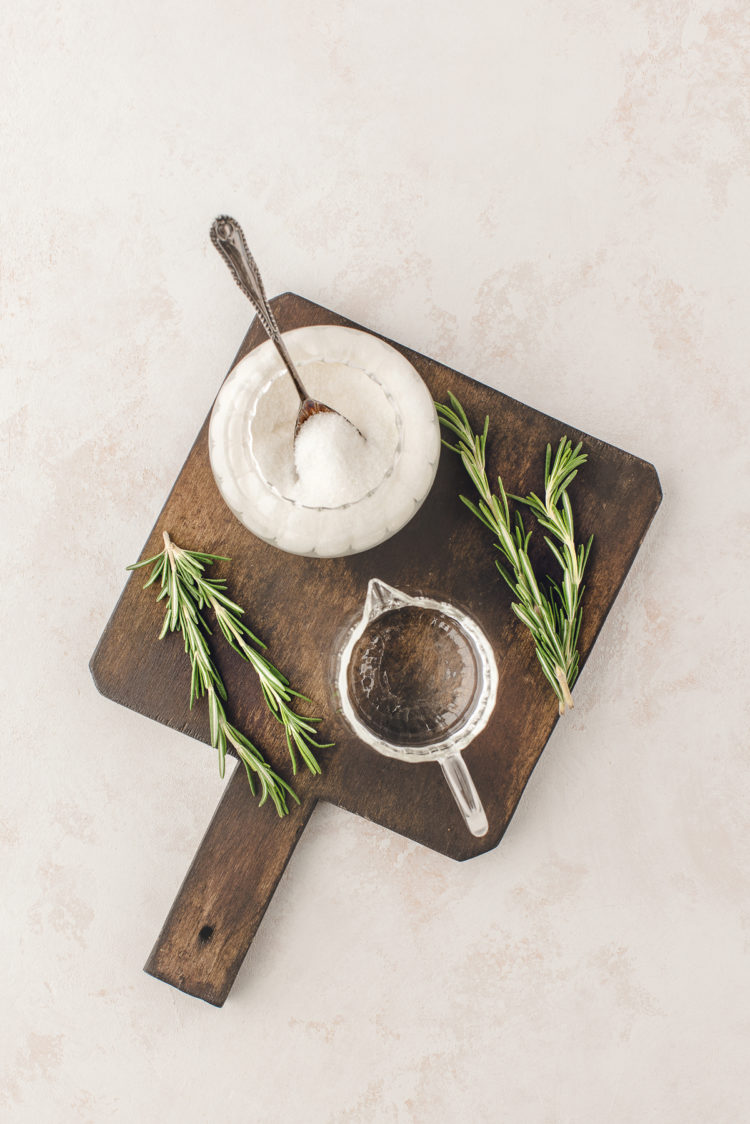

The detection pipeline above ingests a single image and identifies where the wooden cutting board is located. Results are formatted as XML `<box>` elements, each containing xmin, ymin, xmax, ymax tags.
<box><xmin>90</xmin><ymin>293</ymin><xmax>661</xmax><ymax>1005</ymax></box>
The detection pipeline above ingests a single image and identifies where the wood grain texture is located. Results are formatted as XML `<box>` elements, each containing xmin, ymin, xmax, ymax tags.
<box><xmin>90</xmin><ymin>292</ymin><xmax>661</xmax><ymax>1004</ymax></box>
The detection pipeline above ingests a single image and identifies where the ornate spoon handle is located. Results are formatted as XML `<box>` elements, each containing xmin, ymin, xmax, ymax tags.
<box><xmin>210</xmin><ymin>216</ymin><xmax>308</xmax><ymax>403</ymax></box>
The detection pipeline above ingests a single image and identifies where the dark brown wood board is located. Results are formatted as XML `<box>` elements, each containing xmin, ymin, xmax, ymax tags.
<box><xmin>90</xmin><ymin>293</ymin><xmax>661</xmax><ymax>1004</ymax></box>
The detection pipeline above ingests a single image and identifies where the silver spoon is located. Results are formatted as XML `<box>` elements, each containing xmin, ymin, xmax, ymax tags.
<box><xmin>210</xmin><ymin>216</ymin><xmax>353</xmax><ymax>439</ymax></box>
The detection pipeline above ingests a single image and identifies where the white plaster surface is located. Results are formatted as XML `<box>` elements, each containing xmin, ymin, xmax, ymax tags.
<box><xmin>2</xmin><ymin>1</ymin><xmax>749</xmax><ymax>1120</ymax></box>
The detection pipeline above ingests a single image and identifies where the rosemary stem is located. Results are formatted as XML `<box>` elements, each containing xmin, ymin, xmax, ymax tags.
<box><xmin>555</xmin><ymin>666</ymin><xmax>574</xmax><ymax>714</ymax></box>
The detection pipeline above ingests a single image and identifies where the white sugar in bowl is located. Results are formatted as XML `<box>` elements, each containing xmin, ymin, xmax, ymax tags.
<box><xmin>208</xmin><ymin>325</ymin><xmax>441</xmax><ymax>557</ymax></box>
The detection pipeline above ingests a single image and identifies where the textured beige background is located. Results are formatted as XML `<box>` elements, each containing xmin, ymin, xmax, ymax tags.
<box><xmin>2</xmin><ymin>1</ymin><xmax>749</xmax><ymax>1121</ymax></box>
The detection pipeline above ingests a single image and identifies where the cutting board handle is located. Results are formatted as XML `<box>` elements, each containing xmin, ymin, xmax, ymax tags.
<box><xmin>144</xmin><ymin>764</ymin><xmax>316</xmax><ymax>1006</ymax></box>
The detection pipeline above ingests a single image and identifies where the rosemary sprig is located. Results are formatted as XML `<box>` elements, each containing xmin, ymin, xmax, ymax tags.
<box><xmin>163</xmin><ymin>539</ymin><xmax>330</xmax><ymax>777</ymax></box>
<box><xmin>128</xmin><ymin>532</ymin><xmax>331</xmax><ymax>814</ymax></box>
<box><xmin>436</xmin><ymin>393</ymin><xmax>592</xmax><ymax>715</ymax></box>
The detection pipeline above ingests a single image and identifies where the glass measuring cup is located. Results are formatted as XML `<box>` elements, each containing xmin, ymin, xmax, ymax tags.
<box><xmin>335</xmin><ymin>580</ymin><xmax>498</xmax><ymax>837</ymax></box>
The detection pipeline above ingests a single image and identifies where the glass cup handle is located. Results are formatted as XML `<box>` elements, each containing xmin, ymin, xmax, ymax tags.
<box><xmin>439</xmin><ymin>753</ymin><xmax>488</xmax><ymax>838</ymax></box>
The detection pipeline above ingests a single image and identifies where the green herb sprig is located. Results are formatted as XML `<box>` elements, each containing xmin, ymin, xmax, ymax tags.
<box><xmin>128</xmin><ymin>533</ymin><xmax>331</xmax><ymax>814</ymax></box>
<box><xmin>436</xmin><ymin>393</ymin><xmax>592</xmax><ymax>715</ymax></box>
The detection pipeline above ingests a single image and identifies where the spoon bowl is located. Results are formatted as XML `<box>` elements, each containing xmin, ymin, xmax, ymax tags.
<box><xmin>294</xmin><ymin>395</ymin><xmax>340</xmax><ymax>438</ymax></box>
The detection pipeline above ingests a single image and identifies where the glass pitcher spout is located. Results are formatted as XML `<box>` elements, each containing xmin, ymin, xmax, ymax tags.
<box><xmin>361</xmin><ymin>578</ymin><xmax>415</xmax><ymax>624</ymax></box>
